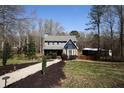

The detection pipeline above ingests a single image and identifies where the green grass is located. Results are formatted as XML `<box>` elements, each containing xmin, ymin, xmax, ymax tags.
<box><xmin>0</xmin><ymin>57</ymin><xmax>39</xmax><ymax>66</ymax></box>
<box><xmin>61</xmin><ymin>61</ymin><xmax>124</xmax><ymax>88</ymax></box>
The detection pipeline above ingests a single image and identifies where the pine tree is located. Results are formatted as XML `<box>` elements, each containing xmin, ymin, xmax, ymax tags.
<box><xmin>2</xmin><ymin>41</ymin><xmax>11</xmax><ymax>66</ymax></box>
<box><xmin>88</xmin><ymin>5</ymin><xmax>105</xmax><ymax>57</ymax></box>
<box><xmin>26</xmin><ymin>36</ymin><xmax>36</xmax><ymax>59</ymax></box>
<box><xmin>42</xmin><ymin>55</ymin><xmax>47</xmax><ymax>75</ymax></box>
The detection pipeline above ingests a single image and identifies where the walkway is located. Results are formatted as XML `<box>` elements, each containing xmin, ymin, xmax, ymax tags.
<box><xmin>0</xmin><ymin>59</ymin><xmax>61</xmax><ymax>88</ymax></box>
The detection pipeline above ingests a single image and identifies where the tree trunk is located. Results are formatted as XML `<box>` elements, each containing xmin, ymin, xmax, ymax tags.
<box><xmin>120</xmin><ymin>5</ymin><xmax>123</xmax><ymax>60</ymax></box>
<box><xmin>18</xmin><ymin>35</ymin><xmax>21</xmax><ymax>48</ymax></box>
<box><xmin>39</xmin><ymin>36</ymin><xmax>42</xmax><ymax>54</ymax></box>
<box><xmin>110</xmin><ymin>24</ymin><xmax>113</xmax><ymax>59</ymax></box>
<box><xmin>97</xmin><ymin>23</ymin><xmax>100</xmax><ymax>58</ymax></box>
<box><xmin>1</xmin><ymin>41</ymin><xmax>4</xmax><ymax>50</ymax></box>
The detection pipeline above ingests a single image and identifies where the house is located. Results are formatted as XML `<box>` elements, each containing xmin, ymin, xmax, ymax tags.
<box><xmin>43</xmin><ymin>35</ymin><xmax>78</xmax><ymax>57</ymax></box>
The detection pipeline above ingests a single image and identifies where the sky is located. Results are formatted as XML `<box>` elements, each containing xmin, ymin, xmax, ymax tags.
<box><xmin>25</xmin><ymin>5</ymin><xmax>91</xmax><ymax>32</ymax></box>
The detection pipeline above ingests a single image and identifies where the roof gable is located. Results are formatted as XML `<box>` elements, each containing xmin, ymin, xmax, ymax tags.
<box><xmin>64</xmin><ymin>39</ymin><xmax>77</xmax><ymax>49</ymax></box>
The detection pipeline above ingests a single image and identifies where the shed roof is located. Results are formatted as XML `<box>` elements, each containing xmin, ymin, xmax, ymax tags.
<box><xmin>83</xmin><ymin>48</ymin><xmax>106</xmax><ymax>51</ymax></box>
<box><xmin>83</xmin><ymin>48</ymin><xmax>98</xmax><ymax>51</ymax></box>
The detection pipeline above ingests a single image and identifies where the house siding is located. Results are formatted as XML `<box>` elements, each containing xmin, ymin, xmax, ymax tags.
<box><xmin>63</xmin><ymin>49</ymin><xmax>78</xmax><ymax>56</ymax></box>
<box><xmin>43</xmin><ymin>36</ymin><xmax>78</xmax><ymax>56</ymax></box>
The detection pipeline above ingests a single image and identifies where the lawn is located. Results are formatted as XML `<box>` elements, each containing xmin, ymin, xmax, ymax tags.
<box><xmin>0</xmin><ymin>57</ymin><xmax>40</xmax><ymax>76</ymax></box>
<box><xmin>61</xmin><ymin>61</ymin><xmax>124</xmax><ymax>88</ymax></box>
<box><xmin>0</xmin><ymin>57</ymin><xmax>40</xmax><ymax>66</ymax></box>
<box><xmin>7</xmin><ymin>60</ymin><xmax>124</xmax><ymax>88</ymax></box>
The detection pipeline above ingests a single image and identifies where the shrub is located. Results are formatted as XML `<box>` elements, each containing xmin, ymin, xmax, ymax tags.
<box><xmin>69</xmin><ymin>55</ymin><xmax>77</xmax><ymax>60</ymax></box>
<box><xmin>42</xmin><ymin>55</ymin><xmax>47</xmax><ymax>75</ymax></box>
<box><xmin>2</xmin><ymin>42</ymin><xmax>12</xmax><ymax>66</ymax></box>
<box><xmin>27</xmin><ymin>40</ymin><xmax>36</xmax><ymax>59</ymax></box>
<box><xmin>46</xmin><ymin>53</ymin><xmax>52</xmax><ymax>59</ymax></box>
<box><xmin>51</xmin><ymin>53</ymin><xmax>57</xmax><ymax>59</ymax></box>
<box><xmin>46</xmin><ymin>52</ymin><xmax>57</xmax><ymax>59</ymax></box>
<box><xmin>23</xmin><ymin>44</ymin><xmax>28</xmax><ymax>55</ymax></box>
<box><xmin>61</xmin><ymin>54</ymin><xmax>67</xmax><ymax>61</ymax></box>
<box><xmin>0</xmin><ymin>49</ymin><xmax>2</xmax><ymax>59</ymax></box>
<box><xmin>22</xmin><ymin>35</ymin><xmax>36</xmax><ymax>59</ymax></box>
<box><xmin>99</xmin><ymin>56</ymin><xmax>124</xmax><ymax>62</ymax></box>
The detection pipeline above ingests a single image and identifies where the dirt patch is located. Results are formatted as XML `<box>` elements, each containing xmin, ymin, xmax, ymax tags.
<box><xmin>0</xmin><ymin>62</ymin><xmax>39</xmax><ymax>76</ymax></box>
<box><xmin>7</xmin><ymin>61</ymin><xmax>66</xmax><ymax>88</ymax></box>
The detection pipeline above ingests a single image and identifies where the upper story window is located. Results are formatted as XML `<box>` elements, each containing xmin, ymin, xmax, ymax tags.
<box><xmin>57</xmin><ymin>42</ymin><xmax>59</xmax><ymax>45</ymax></box>
<box><xmin>52</xmin><ymin>42</ymin><xmax>54</xmax><ymax>45</ymax></box>
<box><xmin>48</xmin><ymin>42</ymin><xmax>49</xmax><ymax>45</ymax></box>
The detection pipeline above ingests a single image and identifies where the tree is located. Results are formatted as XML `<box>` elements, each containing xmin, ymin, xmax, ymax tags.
<box><xmin>0</xmin><ymin>5</ymin><xmax>24</xmax><ymax>65</ymax></box>
<box><xmin>91</xmin><ymin>34</ymin><xmax>99</xmax><ymax>48</ymax></box>
<box><xmin>56</xmin><ymin>31</ymin><xmax>66</xmax><ymax>35</ymax></box>
<box><xmin>17</xmin><ymin>18</ymin><xmax>31</xmax><ymax>49</ymax></box>
<box><xmin>42</xmin><ymin>55</ymin><xmax>47</xmax><ymax>75</ymax></box>
<box><xmin>0</xmin><ymin>6</ymin><xmax>24</xmax><ymax>46</ymax></box>
<box><xmin>26</xmin><ymin>35</ymin><xmax>36</xmax><ymax>59</ymax></box>
<box><xmin>103</xmin><ymin>6</ymin><xmax>115</xmax><ymax>58</ymax></box>
<box><xmin>38</xmin><ymin>18</ymin><xmax>43</xmax><ymax>54</ymax></box>
<box><xmin>23</xmin><ymin>39</ymin><xmax>28</xmax><ymax>56</ymax></box>
<box><xmin>76</xmin><ymin>32</ymin><xmax>86</xmax><ymax>52</ymax></box>
<box><xmin>69</xmin><ymin>30</ymin><xmax>80</xmax><ymax>38</ymax></box>
<box><xmin>42</xmin><ymin>19</ymin><xmax>65</xmax><ymax>35</ymax></box>
<box><xmin>114</xmin><ymin>6</ymin><xmax>124</xmax><ymax>59</ymax></box>
<box><xmin>2</xmin><ymin>41</ymin><xmax>12</xmax><ymax>66</ymax></box>
<box><xmin>88</xmin><ymin>5</ymin><xmax>105</xmax><ymax>57</ymax></box>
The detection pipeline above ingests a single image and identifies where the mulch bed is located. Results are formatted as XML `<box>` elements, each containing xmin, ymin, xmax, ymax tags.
<box><xmin>7</xmin><ymin>61</ymin><xmax>66</xmax><ymax>88</ymax></box>
<box><xmin>78</xmin><ymin>55</ymin><xmax>96</xmax><ymax>60</ymax></box>
<box><xmin>0</xmin><ymin>62</ymin><xmax>39</xmax><ymax>76</ymax></box>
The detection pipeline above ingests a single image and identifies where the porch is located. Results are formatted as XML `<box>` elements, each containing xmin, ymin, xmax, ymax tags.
<box><xmin>44</xmin><ymin>49</ymin><xmax>63</xmax><ymax>56</ymax></box>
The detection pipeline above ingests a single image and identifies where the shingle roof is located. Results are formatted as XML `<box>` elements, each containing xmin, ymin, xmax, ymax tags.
<box><xmin>44</xmin><ymin>35</ymin><xmax>77</xmax><ymax>41</ymax></box>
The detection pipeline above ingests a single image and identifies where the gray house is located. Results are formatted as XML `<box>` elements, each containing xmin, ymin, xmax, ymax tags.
<box><xmin>43</xmin><ymin>35</ymin><xmax>78</xmax><ymax>57</ymax></box>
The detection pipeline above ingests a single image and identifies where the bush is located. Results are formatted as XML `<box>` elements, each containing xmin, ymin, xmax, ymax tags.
<box><xmin>16</xmin><ymin>54</ymin><xmax>26</xmax><ymax>60</ymax></box>
<box><xmin>99</xmin><ymin>56</ymin><xmax>124</xmax><ymax>62</ymax></box>
<box><xmin>46</xmin><ymin>54</ymin><xmax>52</xmax><ymax>59</ymax></box>
<box><xmin>2</xmin><ymin>42</ymin><xmax>12</xmax><ymax>66</ymax></box>
<box><xmin>46</xmin><ymin>52</ymin><xmax>57</xmax><ymax>59</ymax></box>
<box><xmin>69</xmin><ymin>55</ymin><xmax>77</xmax><ymax>60</ymax></box>
<box><xmin>42</xmin><ymin>55</ymin><xmax>47</xmax><ymax>75</ymax></box>
<box><xmin>61</xmin><ymin>54</ymin><xmax>67</xmax><ymax>61</ymax></box>
<box><xmin>51</xmin><ymin>53</ymin><xmax>57</xmax><ymax>59</ymax></box>
<box><xmin>0</xmin><ymin>49</ymin><xmax>2</xmax><ymax>59</ymax></box>
<box><xmin>22</xmin><ymin>35</ymin><xmax>36</xmax><ymax>59</ymax></box>
<box><xmin>27</xmin><ymin>40</ymin><xmax>36</xmax><ymax>59</ymax></box>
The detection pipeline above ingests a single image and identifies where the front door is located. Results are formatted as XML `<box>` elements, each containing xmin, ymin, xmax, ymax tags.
<box><xmin>69</xmin><ymin>49</ymin><xmax>72</xmax><ymax>56</ymax></box>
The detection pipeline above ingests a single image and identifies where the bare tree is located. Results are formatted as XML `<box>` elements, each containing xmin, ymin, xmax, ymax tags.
<box><xmin>17</xmin><ymin>19</ymin><xmax>29</xmax><ymax>48</ymax></box>
<box><xmin>0</xmin><ymin>5</ymin><xmax>24</xmax><ymax>65</ymax></box>
<box><xmin>42</xmin><ymin>19</ymin><xmax>65</xmax><ymax>35</ymax></box>
<box><xmin>103</xmin><ymin>6</ymin><xmax>115</xmax><ymax>58</ymax></box>
<box><xmin>88</xmin><ymin>5</ymin><xmax>105</xmax><ymax>57</ymax></box>
<box><xmin>38</xmin><ymin>18</ymin><xmax>43</xmax><ymax>54</ymax></box>
<box><xmin>0</xmin><ymin>6</ymin><xmax>23</xmax><ymax>48</ymax></box>
<box><xmin>114</xmin><ymin>5</ymin><xmax>124</xmax><ymax>59</ymax></box>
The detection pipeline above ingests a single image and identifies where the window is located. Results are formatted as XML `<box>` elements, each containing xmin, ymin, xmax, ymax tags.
<box><xmin>57</xmin><ymin>42</ymin><xmax>59</xmax><ymax>45</ymax></box>
<box><xmin>52</xmin><ymin>42</ymin><xmax>54</xmax><ymax>45</ymax></box>
<box><xmin>48</xmin><ymin>42</ymin><xmax>49</xmax><ymax>45</ymax></box>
